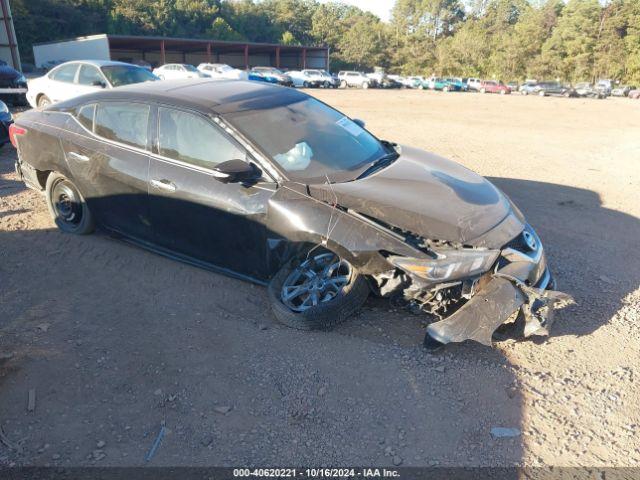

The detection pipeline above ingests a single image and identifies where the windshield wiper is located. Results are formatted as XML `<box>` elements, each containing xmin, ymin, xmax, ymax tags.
<box><xmin>356</xmin><ymin>152</ymin><xmax>400</xmax><ymax>180</ymax></box>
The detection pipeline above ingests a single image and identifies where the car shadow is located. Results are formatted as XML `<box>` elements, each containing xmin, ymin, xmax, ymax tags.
<box><xmin>488</xmin><ymin>177</ymin><xmax>639</xmax><ymax>340</ymax></box>
<box><xmin>0</xmin><ymin>145</ymin><xmax>26</xmax><ymax>198</ymax></box>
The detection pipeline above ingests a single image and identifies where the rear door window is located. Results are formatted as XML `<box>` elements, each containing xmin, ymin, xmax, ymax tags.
<box><xmin>95</xmin><ymin>102</ymin><xmax>150</xmax><ymax>149</ymax></box>
<box><xmin>157</xmin><ymin>107</ymin><xmax>244</xmax><ymax>169</ymax></box>
<box><xmin>50</xmin><ymin>63</ymin><xmax>79</xmax><ymax>83</ymax></box>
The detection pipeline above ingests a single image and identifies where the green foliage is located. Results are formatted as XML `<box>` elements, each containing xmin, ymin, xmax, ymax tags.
<box><xmin>10</xmin><ymin>0</ymin><xmax>640</xmax><ymax>82</ymax></box>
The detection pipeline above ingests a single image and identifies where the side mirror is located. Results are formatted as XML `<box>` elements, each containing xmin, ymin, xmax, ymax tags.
<box><xmin>92</xmin><ymin>80</ymin><xmax>106</xmax><ymax>88</ymax></box>
<box><xmin>353</xmin><ymin>118</ymin><xmax>366</xmax><ymax>128</ymax></box>
<box><xmin>212</xmin><ymin>159</ymin><xmax>260</xmax><ymax>184</ymax></box>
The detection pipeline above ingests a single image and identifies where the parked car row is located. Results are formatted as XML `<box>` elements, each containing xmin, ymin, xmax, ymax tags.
<box><xmin>21</xmin><ymin>59</ymin><xmax>640</xmax><ymax>111</ymax></box>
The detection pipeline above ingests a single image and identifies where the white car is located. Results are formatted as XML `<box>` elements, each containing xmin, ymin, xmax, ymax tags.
<box><xmin>197</xmin><ymin>63</ymin><xmax>248</xmax><ymax>80</ymax></box>
<box><xmin>288</xmin><ymin>70</ymin><xmax>323</xmax><ymax>88</ymax></box>
<box><xmin>337</xmin><ymin>71</ymin><xmax>371</xmax><ymax>89</ymax></box>
<box><xmin>466</xmin><ymin>78</ymin><xmax>482</xmax><ymax>91</ymax></box>
<box><xmin>26</xmin><ymin>60</ymin><xmax>159</xmax><ymax>109</ymax></box>
<box><xmin>153</xmin><ymin>64</ymin><xmax>206</xmax><ymax>80</ymax></box>
<box><xmin>319</xmin><ymin>70</ymin><xmax>337</xmax><ymax>88</ymax></box>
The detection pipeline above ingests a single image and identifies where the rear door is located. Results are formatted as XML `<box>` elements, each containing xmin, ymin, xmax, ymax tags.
<box><xmin>147</xmin><ymin>105</ymin><xmax>276</xmax><ymax>280</ymax></box>
<box><xmin>60</xmin><ymin>101</ymin><xmax>153</xmax><ymax>240</ymax></box>
<box><xmin>46</xmin><ymin>63</ymin><xmax>80</xmax><ymax>103</ymax></box>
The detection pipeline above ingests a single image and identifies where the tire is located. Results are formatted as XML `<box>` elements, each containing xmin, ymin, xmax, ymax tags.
<box><xmin>303</xmin><ymin>81</ymin><xmax>309</xmax><ymax>88</ymax></box>
<box><xmin>45</xmin><ymin>172</ymin><xmax>94</xmax><ymax>235</ymax></box>
<box><xmin>37</xmin><ymin>95</ymin><xmax>51</xmax><ymax>109</ymax></box>
<box><xmin>480</xmin><ymin>88</ymin><xmax>486</xmax><ymax>94</ymax></box>
<box><xmin>522</xmin><ymin>90</ymin><xmax>528</xmax><ymax>96</ymax></box>
<box><xmin>443</xmin><ymin>86</ymin><xmax>449</xmax><ymax>92</ymax></box>
<box><xmin>500</xmin><ymin>89</ymin><xmax>506</xmax><ymax>95</ymax></box>
<box><xmin>268</xmin><ymin>250</ymin><xmax>369</xmax><ymax>331</ymax></box>
<box><xmin>418</xmin><ymin>84</ymin><xmax>425</xmax><ymax>90</ymax></box>
<box><xmin>340</xmin><ymin>80</ymin><xmax>347</xmax><ymax>88</ymax></box>
<box><xmin>538</xmin><ymin>90</ymin><xmax>546</xmax><ymax>97</ymax></box>
<box><xmin>362</xmin><ymin>82</ymin><xmax>369</xmax><ymax>89</ymax></box>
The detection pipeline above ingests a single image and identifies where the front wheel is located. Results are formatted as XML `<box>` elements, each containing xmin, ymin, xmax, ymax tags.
<box><xmin>538</xmin><ymin>90</ymin><xmax>546</xmax><ymax>97</ymax></box>
<box><xmin>45</xmin><ymin>173</ymin><xmax>94</xmax><ymax>234</ymax></box>
<box><xmin>37</xmin><ymin>95</ymin><xmax>51</xmax><ymax>109</ymax></box>
<box><xmin>268</xmin><ymin>251</ymin><xmax>369</xmax><ymax>330</ymax></box>
<box><xmin>362</xmin><ymin>82</ymin><xmax>369</xmax><ymax>89</ymax></box>
<box><xmin>340</xmin><ymin>80</ymin><xmax>347</xmax><ymax>88</ymax></box>
<box><xmin>443</xmin><ymin>86</ymin><xmax>449</xmax><ymax>92</ymax></box>
<box><xmin>480</xmin><ymin>88</ymin><xmax>486</xmax><ymax>94</ymax></box>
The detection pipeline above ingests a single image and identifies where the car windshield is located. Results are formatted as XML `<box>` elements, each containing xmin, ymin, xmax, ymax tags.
<box><xmin>227</xmin><ymin>98</ymin><xmax>387</xmax><ymax>184</ymax></box>
<box><xmin>182</xmin><ymin>64</ymin><xmax>198</xmax><ymax>72</ymax></box>
<box><xmin>100</xmin><ymin>65</ymin><xmax>158</xmax><ymax>87</ymax></box>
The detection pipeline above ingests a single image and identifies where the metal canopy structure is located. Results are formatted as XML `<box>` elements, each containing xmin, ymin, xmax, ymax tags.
<box><xmin>34</xmin><ymin>34</ymin><xmax>329</xmax><ymax>71</ymax></box>
<box><xmin>0</xmin><ymin>0</ymin><xmax>20</xmax><ymax>71</ymax></box>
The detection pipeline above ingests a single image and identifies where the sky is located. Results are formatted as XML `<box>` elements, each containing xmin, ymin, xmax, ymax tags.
<box><xmin>318</xmin><ymin>0</ymin><xmax>396</xmax><ymax>22</ymax></box>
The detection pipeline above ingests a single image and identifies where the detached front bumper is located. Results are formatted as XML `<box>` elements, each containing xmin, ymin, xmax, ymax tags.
<box><xmin>425</xmin><ymin>227</ymin><xmax>574</xmax><ymax>346</ymax></box>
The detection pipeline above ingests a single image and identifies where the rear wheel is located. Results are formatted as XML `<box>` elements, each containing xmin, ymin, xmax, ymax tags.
<box><xmin>340</xmin><ymin>80</ymin><xmax>347</xmax><ymax>88</ymax></box>
<box><xmin>443</xmin><ymin>86</ymin><xmax>449</xmax><ymax>92</ymax></box>
<box><xmin>268</xmin><ymin>250</ymin><xmax>369</xmax><ymax>330</ymax></box>
<box><xmin>480</xmin><ymin>88</ymin><xmax>486</xmax><ymax>94</ymax></box>
<box><xmin>45</xmin><ymin>173</ymin><xmax>94</xmax><ymax>235</ymax></box>
<box><xmin>362</xmin><ymin>82</ymin><xmax>369</xmax><ymax>89</ymax></box>
<box><xmin>538</xmin><ymin>90</ymin><xmax>546</xmax><ymax>97</ymax></box>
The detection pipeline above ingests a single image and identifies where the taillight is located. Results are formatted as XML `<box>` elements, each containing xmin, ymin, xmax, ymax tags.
<box><xmin>9</xmin><ymin>124</ymin><xmax>26</xmax><ymax>149</ymax></box>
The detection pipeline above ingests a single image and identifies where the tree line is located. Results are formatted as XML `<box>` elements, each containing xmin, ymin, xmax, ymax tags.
<box><xmin>11</xmin><ymin>0</ymin><xmax>640</xmax><ymax>83</ymax></box>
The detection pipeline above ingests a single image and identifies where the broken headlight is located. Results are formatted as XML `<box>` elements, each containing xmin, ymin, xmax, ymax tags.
<box><xmin>389</xmin><ymin>249</ymin><xmax>500</xmax><ymax>283</ymax></box>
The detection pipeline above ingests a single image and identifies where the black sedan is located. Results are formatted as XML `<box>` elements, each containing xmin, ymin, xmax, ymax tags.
<box><xmin>12</xmin><ymin>80</ymin><xmax>572</xmax><ymax>348</ymax></box>
<box><xmin>0</xmin><ymin>60</ymin><xmax>28</xmax><ymax>106</ymax></box>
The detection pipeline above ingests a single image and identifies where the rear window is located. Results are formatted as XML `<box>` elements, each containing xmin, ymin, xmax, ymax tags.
<box><xmin>95</xmin><ymin>102</ymin><xmax>149</xmax><ymax>149</ymax></box>
<box><xmin>101</xmin><ymin>65</ymin><xmax>157</xmax><ymax>87</ymax></box>
<box><xmin>50</xmin><ymin>64</ymin><xmax>78</xmax><ymax>83</ymax></box>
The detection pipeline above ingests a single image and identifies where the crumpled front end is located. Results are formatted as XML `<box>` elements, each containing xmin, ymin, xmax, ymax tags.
<box><xmin>374</xmin><ymin>224</ymin><xmax>575</xmax><ymax>347</ymax></box>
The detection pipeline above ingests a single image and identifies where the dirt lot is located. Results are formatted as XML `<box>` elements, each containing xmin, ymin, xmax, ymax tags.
<box><xmin>0</xmin><ymin>90</ymin><xmax>639</xmax><ymax>468</ymax></box>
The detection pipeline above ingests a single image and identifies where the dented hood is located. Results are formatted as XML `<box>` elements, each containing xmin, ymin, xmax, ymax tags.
<box><xmin>309</xmin><ymin>145</ymin><xmax>512</xmax><ymax>245</ymax></box>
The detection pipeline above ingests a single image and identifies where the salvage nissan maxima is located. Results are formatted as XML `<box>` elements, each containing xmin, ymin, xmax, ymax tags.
<box><xmin>11</xmin><ymin>80</ymin><xmax>573</xmax><ymax>348</ymax></box>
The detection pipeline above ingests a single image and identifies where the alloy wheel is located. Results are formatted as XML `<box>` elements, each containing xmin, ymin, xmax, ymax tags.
<box><xmin>281</xmin><ymin>253</ymin><xmax>353</xmax><ymax>312</ymax></box>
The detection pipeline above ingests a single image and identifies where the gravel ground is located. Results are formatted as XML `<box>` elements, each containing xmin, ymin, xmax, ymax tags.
<box><xmin>0</xmin><ymin>90</ymin><xmax>638</xmax><ymax>468</ymax></box>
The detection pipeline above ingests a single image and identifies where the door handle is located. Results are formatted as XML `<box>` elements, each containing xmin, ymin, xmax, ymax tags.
<box><xmin>68</xmin><ymin>151</ymin><xmax>90</xmax><ymax>162</ymax></box>
<box><xmin>150</xmin><ymin>179</ymin><xmax>177</xmax><ymax>193</ymax></box>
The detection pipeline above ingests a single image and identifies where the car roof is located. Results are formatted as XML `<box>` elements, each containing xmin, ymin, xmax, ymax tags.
<box><xmin>58</xmin><ymin>60</ymin><xmax>134</xmax><ymax>68</ymax></box>
<box><xmin>54</xmin><ymin>79</ymin><xmax>308</xmax><ymax>116</ymax></box>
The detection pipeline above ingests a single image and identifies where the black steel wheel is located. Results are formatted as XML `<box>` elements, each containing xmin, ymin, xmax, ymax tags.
<box><xmin>268</xmin><ymin>250</ymin><xmax>369</xmax><ymax>330</ymax></box>
<box><xmin>45</xmin><ymin>173</ymin><xmax>94</xmax><ymax>234</ymax></box>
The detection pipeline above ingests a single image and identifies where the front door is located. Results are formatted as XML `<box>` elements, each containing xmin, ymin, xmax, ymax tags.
<box><xmin>147</xmin><ymin>106</ymin><xmax>276</xmax><ymax>280</ymax></box>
